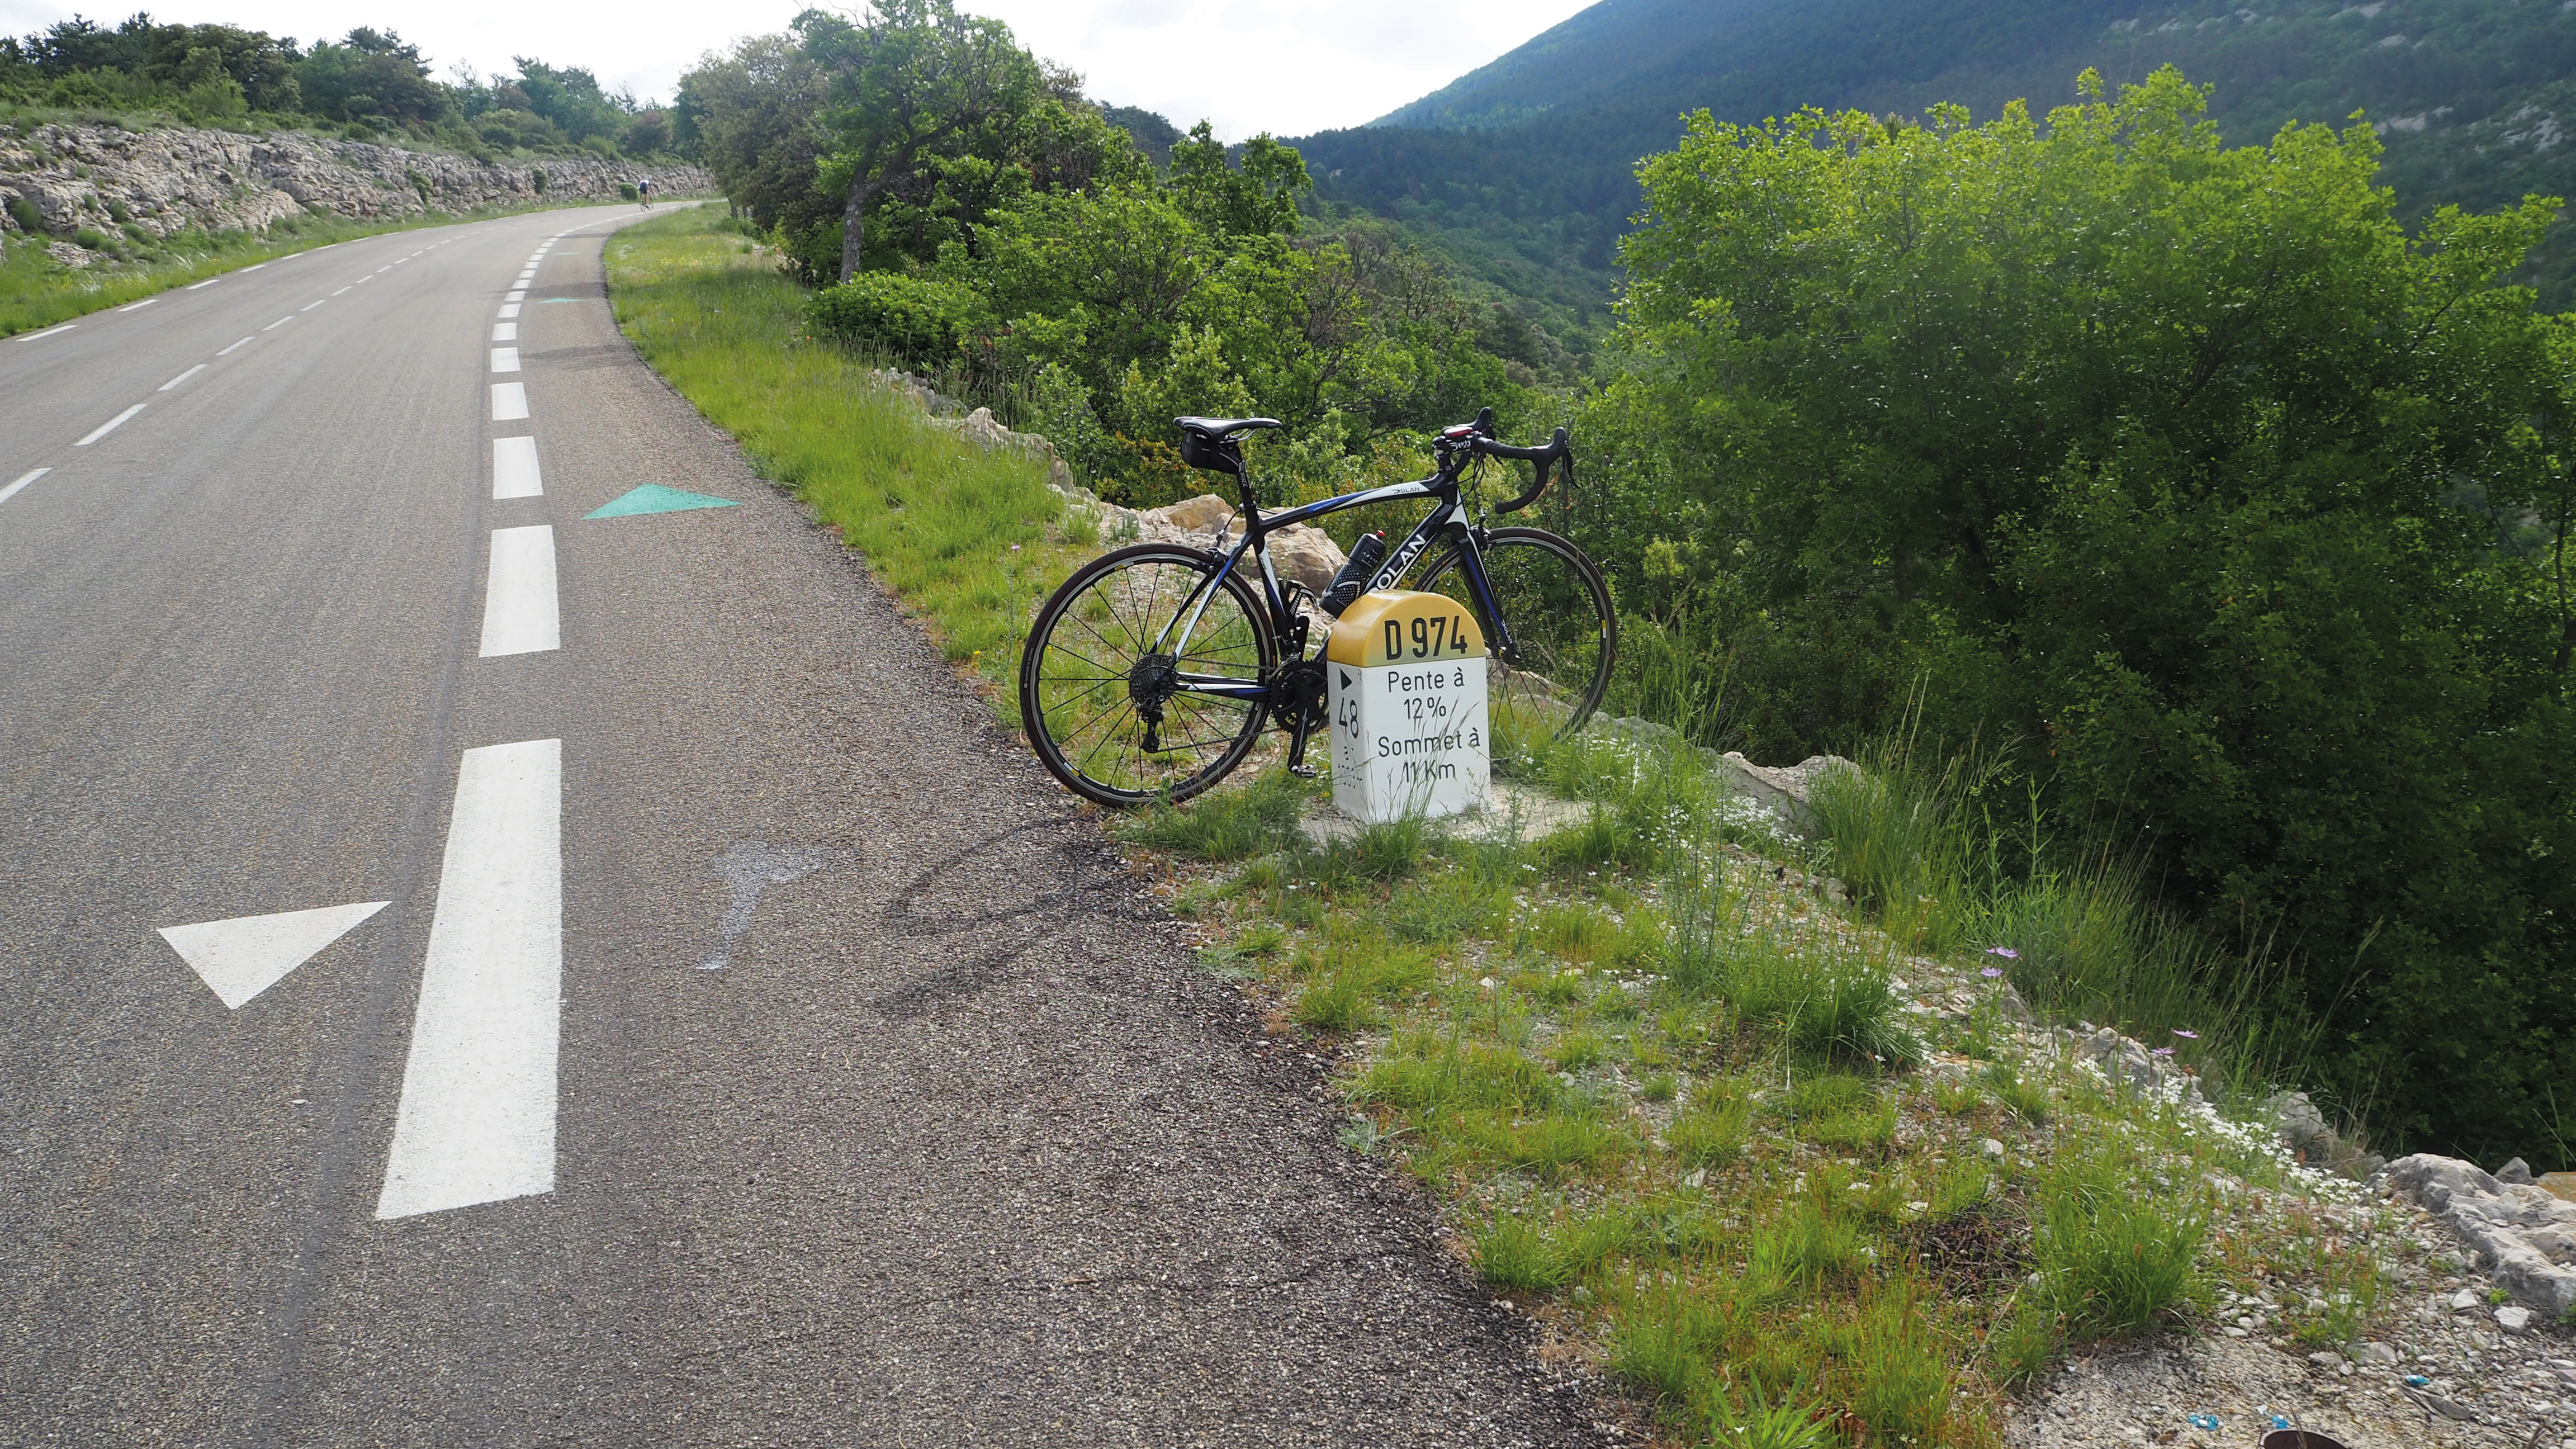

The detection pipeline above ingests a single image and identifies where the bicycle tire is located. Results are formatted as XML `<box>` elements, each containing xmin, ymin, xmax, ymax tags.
<box><xmin>1414</xmin><ymin>526</ymin><xmax>1617</xmax><ymax>750</ymax></box>
<box><xmin>1020</xmin><ymin>543</ymin><xmax>1277</xmax><ymax>806</ymax></box>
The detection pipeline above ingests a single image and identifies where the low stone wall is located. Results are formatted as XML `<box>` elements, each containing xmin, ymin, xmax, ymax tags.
<box><xmin>0</xmin><ymin>119</ymin><xmax>710</xmax><ymax>244</ymax></box>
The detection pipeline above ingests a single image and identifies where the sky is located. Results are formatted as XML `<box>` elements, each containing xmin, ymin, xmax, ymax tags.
<box><xmin>0</xmin><ymin>0</ymin><xmax>1597</xmax><ymax>137</ymax></box>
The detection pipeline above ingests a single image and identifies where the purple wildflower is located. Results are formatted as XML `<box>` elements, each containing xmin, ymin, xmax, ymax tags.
<box><xmin>1984</xmin><ymin>946</ymin><xmax>2019</xmax><ymax>960</ymax></box>
<box><xmin>2172</xmin><ymin>1029</ymin><xmax>2199</xmax><ymax>1039</ymax></box>
<box><xmin>2152</xmin><ymin>1046</ymin><xmax>2175</xmax><ymax>1057</ymax></box>
<box><xmin>1981</xmin><ymin>967</ymin><xmax>2004</xmax><ymax>979</ymax></box>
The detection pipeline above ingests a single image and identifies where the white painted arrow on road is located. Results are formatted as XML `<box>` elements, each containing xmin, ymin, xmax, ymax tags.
<box><xmin>159</xmin><ymin>901</ymin><xmax>389</xmax><ymax>1008</ymax></box>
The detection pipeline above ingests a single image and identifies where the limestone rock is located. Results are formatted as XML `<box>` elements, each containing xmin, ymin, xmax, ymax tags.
<box><xmin>42</xmin><ymin>240</ymin><xmax>87</xmax><ymax>267</ymax></box>
<box><xmin>2384</xmin><ymin>1152</ymin><xmax>2576</xmax><ymax>1317</ymax></box>
<box><xmin>1142</xmin><ymin>493</ymin><xmax>1240</xmax><ymax>536</ymax></box>
<box><xmin>2496</xmin><ymin>1156</ymin><xmax>2535</xmax><ymax>1185</ymax></box>
<box><xmin>2267</xmin><ymin>1090</ymin><xmax>2333</xmax><ymax>1156</ymax></box>
<box><xmin>0</xmin><ymin>120</ymin><xmax>709</xmax><ymax>246</ymax></box>
<box><xmin>1718</xmin><ymin>752</ymin><xmax>1859</xmax><ymax>827</ymax></box>
<box><xmin>1265</xmin><ymin>523</ymin><xmax>1348</xmax><ymax>595</ymax></box>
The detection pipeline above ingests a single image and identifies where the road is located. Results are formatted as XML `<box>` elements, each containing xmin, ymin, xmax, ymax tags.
<box><xmin>0</xmin><ymin>205</ymin><xmax>1597</xmax><ymax>1446</ymax></box>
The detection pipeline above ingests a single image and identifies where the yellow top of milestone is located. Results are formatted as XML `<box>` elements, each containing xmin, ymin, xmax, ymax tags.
<box><xmin>1325</xmin><ymin>590</ymin><xmax>1488</xmax><ymax>668</ymax></box>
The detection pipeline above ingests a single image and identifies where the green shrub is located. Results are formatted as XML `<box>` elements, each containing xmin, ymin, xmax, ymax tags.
<box><xmin>806</xmin><ymin>269</ymin><xmax>981</xmax><ymax>367</ymax></box>
<box><xmin>1597</xmin><ymin>64</ymin><xmax>2576</xmax><ymax>1158</ymax></box>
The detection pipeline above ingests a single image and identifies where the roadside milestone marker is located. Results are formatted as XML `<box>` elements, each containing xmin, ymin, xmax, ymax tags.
<box><xmin>585</xmin><ymin>485</ymin><xmax>739</xmax><ymax>519</ymax></box>
<box><xmin>1327</xmin><ymin>590</ymin><xmax>1490</xmax><ymax>823</ymax></box>
<box><xmin>159</xmin><ymin>901</ymin><xmax>389</xmax><ymax>1008</ymax></box>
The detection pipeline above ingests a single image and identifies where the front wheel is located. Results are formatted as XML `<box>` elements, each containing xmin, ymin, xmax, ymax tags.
<box><xmin>1414</xmin><ymin>526</ymin><xmax>1617</xmax><ymax>755</ymax></box>
<box><xmin>1020</xmin><ymin>544</ymin><xmax>1277</xmax><ymax>806</ymax></box>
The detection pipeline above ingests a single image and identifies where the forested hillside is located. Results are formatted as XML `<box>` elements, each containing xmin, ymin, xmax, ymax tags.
<box><xmin>0</xmin><ymin>12</ymin><xmax>679</xmax><ymax>161</ymax></box>
<box><xmin>1297</xmin><ymin>0</ymin><xmax>2576</xmax><ymax>339</ymax></box>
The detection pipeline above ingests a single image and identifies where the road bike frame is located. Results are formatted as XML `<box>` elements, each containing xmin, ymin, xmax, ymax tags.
<box><xmin>1152</xmin><ymin>461</ymin><xmax>1516</xmax><ymax>705</ymax></box>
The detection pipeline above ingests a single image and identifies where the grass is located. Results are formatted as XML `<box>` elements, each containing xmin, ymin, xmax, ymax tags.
<box><xmin>0</xmin><ymin>195</ymin><xmax>656</xmax><ymax>339</ymax></box>
<box><xmin>1803</xmin><ymin>728</ymin><xmax>2333</xmax><ymax>1122</ymax></box>
<box><xmin>605</xmin><ymin>215</ymin><xmax>2415</xmax><ymax>1449</ymax></box>
<box><xmin>604</xmin><ymin>208</ymin><xmax>1076</xmax><ymax>718</ymax></box>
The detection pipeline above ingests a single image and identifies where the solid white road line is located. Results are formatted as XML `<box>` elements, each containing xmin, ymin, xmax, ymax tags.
<box><xmin>17</xmin><ymin>324</ymin><xmax>75</xmax><ymax>342</ymax></box>
<box><xmin>217</xmin><ymin>336</ymin><xmax>253</xmax><ymax>356</ymax></box>
<box><xmin>158</xmin><ymin>364</ymin><xmax>206</xmax><ymax>391</ymax></box>
<box><xmin>490</xmin><ymin>347</ymin><xmax>520</xmax><ymax>373</ymax></box>
<box><xmin>477</xmin><ymin>526</ymin><xmax>559</xmax><ymax>656</ymax></box>
<box><xmin>492</xmin><ymin>435</ymin><xmax>541</xmax><ymax>499</ymax></box>
<box><xmin>0</xmin><ymin>468</ymin><xmax>49</xmax><ymax>505</ymax></box>
<box><xmin>375</xmin><ymin>737</ymin><xmax>562</xmax><ymax>1220</ymax></box>
<box><xmin>493</xmin><ymin>323</ymin><xmax>517</xmax><ymax>342</ymax></box>
<box><xmin>262</xmin><ymin>316</ymin><xmax>293</xmax><ymax>331</ymax></box>
<box><xmin>74</xmin><ymin>405</ymin><xmax>144</xmax><ymax>446</ymax></box>
<box><xmin>498</xmin><ymin>304</ymin><xmax>521</xmax><ymax>319</ymax></box>
<box><xmin>490</xmin><ymin>382</ymin><xmax>528</xmax><ymax>421</ymax></box>
<box><xmin>119</xmin><ymin>297</ymin><xmax>159</xmax><ymax>312</ymax></box>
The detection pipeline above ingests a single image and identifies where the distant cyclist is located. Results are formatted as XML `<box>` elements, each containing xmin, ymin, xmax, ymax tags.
<box><xmin>637</xmin><ymin>177</ymin><xmax>653</xmax><ymax>210</ymax></box>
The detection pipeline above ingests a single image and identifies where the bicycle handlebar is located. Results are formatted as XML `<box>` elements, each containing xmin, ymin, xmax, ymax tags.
<box><xmin>1445</xmin><ymin>407</ymin><xmax>1573</xmax><ymax>513</ymax></box>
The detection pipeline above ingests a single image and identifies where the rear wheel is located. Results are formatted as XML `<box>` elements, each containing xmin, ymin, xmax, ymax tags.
<box><xmin>1415</xmin><ymin>526</ymin><xmax>1616</xmax><ymax>755</ymax></box>
<box><xmin>1020</xmin><ymin>544</ymin><xmax>1277</xmax><ymax>806</ymax></box>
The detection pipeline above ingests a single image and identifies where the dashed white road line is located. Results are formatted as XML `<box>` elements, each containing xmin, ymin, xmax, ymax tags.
<box><xmin>505</xmin><ymin>291</ymin><xmax>527</xmax><ymax>304</ymax></box>
<box><xmin>332</xmin><ymin>286</ymin><xmax>351</xmax><ymax>296</ymax></box>
<box><xmin>241</xmin><ymin>263</ymin><xmax>267</xmax><ymax>272</ymax></box>
<box><xmin>117</xmin><ymin>297</ymin><xmax>159</xmax><ymax>313</ymax></box>
<box><xmin>375</xmin><ymin>737</ymin><xmax>562</xmax><ymax>1221</ymax></box>
<box><xmin>187</xmin><ymin>278</ymin><xmax>221</xmax><ymax>290</ymax></box>
<box><xmin>74</xmin><ymin>404</ymin><xmax>144</xmax><ymax>446</ymax></box>
<box><xmin>478</xmin><ymin>525</ymin><xmax>559</xmax><ymax>657</ymax></box>
<box><xmin>0</xmin><ymin>468</ymin><xmax>49</xmax><ymax>505</ymax></box>
<box><xmin>490</xmin><ymin>347</ymin><xmax>520</xmax><ymax>373</ymax></box>
<box><xmin>301</xmin><ymin>300</ymin><xmax>326</xmax><ymax>312</ymax></box>
<box><xmin>498</xmin><ymin>304</ymin><xmax>521</xmax><ymax>319</ymax></box>
<box><xmin>158</xmin><ymin>364</ymin><xmax>206</xmax><ymax>391</ymax></box>
<box><xmin>216</xmin><ymin>336</ymin><xmax>254</xmax><ymax>356</ymax></box>
<box><xmin>262</xmin><ymin>316</ymin><xmax>294</xmax><ymax>332</ymax></box>
<box><xmin>17</xmin><ymin>324</ymin><xmax>75</xmax><ymax>343</ymax></box>
<box><xmin>491</xmin><ymin>382</ymin><xmax>528</xmax><ymax>421</ymax></box>
<box><xmin>492</xmin><ymin>323</ymin><xmax>517</xmax><ymax>342</ymax></box>
<box><xmin>492</xmin><ymin>437</ymin><xmax>542</xmax><ymax>499</ymax></box>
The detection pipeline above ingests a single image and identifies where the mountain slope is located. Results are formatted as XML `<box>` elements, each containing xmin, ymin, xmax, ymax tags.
<box><xmin>1296</xmin><ymin>0</ymin><xmax>2576</xmax><ymax>343</ymax></box>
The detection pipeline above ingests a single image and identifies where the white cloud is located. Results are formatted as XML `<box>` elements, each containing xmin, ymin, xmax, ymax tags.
<box><xmin>0</xmin><ymin>0</ymin><xmax>1594</xmax><ymax>134</ymax></box>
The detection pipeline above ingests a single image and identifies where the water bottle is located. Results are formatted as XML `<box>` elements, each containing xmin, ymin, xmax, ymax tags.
<box><xmin>1320</xmin><ymin>532</ymin><xmax>1388</xmax><ymax>615</ymax></box>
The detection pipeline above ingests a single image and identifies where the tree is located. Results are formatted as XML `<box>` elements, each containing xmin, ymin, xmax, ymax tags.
<box><xmin>296</xmin><ymin>27</ymin><xmax>448</xmax><ymax>125</ymax></box>
<box><xmin>795</xmin><ymin>1</ymin><xmax>1043</xmax><ymax>283</ymax></box>
<box><xmin>1600</xmin><ymin>67</ymin><xmax>2575</xmax><ymax>1156</ymax></box>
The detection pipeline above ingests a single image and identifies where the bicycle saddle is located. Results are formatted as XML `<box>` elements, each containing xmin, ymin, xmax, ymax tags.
<box><xmin>1175</xmin><ymin>416</ymin><xmax>1283</xmax><ymax>438</ymax></box>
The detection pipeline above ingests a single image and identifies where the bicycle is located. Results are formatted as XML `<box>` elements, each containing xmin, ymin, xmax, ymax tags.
<box><xmin>1019</xmin><ymin>407</ymin><xmax>1618</xmax><ymax>806</ymax></box>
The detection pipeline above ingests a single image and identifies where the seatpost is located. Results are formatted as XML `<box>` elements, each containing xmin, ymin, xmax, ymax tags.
<box><xmin>1227</xmin><ymin>443</ymin><xmax>1262</xmax><ymax>528</ymax></box>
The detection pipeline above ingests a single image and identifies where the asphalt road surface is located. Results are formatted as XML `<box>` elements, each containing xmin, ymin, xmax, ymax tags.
<box><xmin>0</xmin><ymin>205</ymin><xmax>1600</xmax><ymax>1447</ymax></box>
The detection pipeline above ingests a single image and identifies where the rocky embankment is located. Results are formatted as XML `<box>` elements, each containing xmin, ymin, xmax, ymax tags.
<box><xmin>0</xmin><ymin>119</ymin><xmax>708</xmax><ymax>261</ymax></box>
